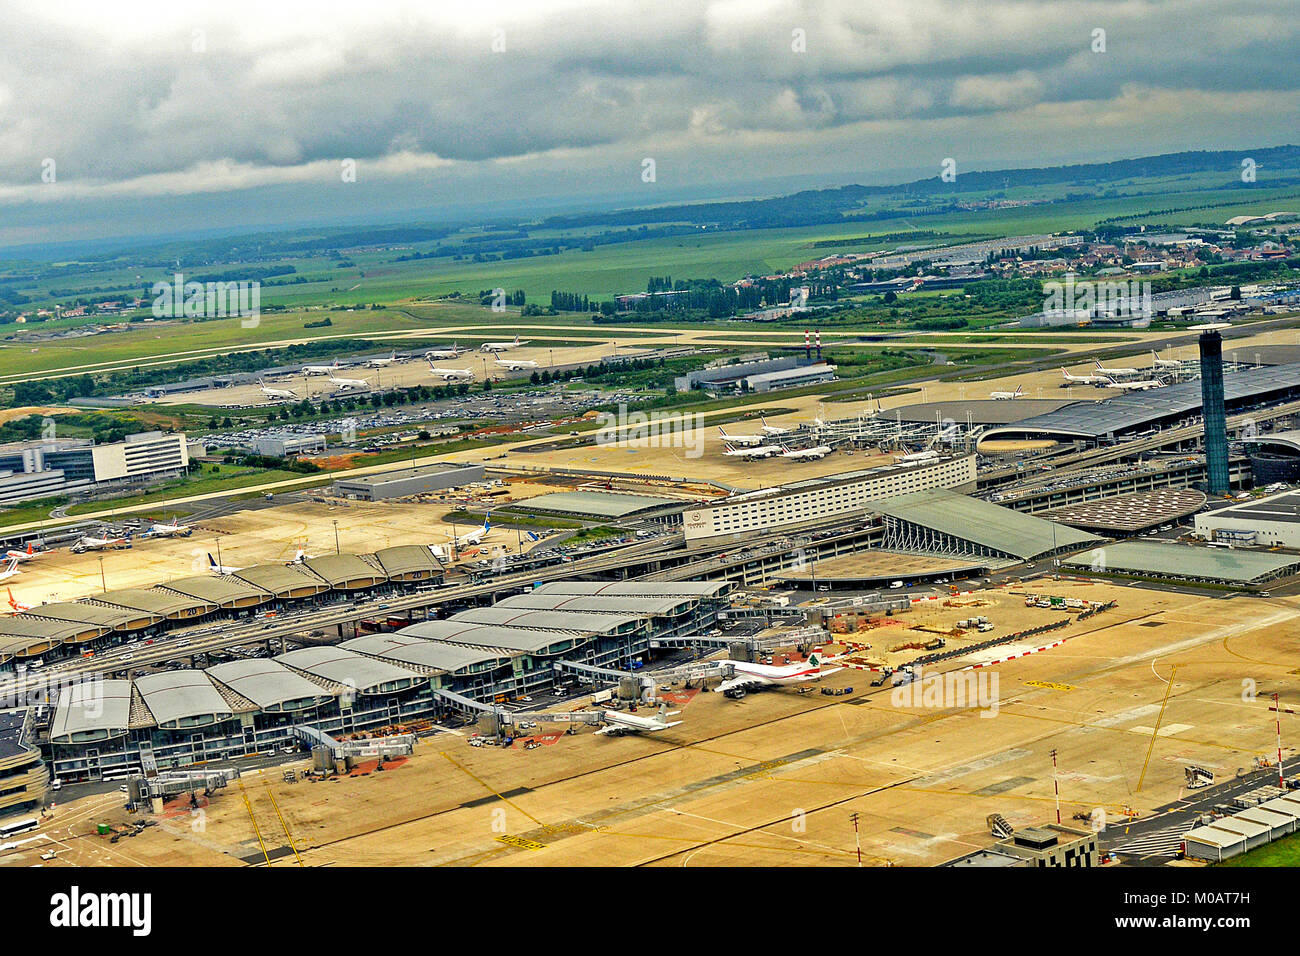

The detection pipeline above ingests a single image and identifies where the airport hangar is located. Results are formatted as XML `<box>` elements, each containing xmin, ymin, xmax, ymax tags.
<box><xmin>32</xmin><ymin>581</ymin><xmax>733</xmax><ymax>782</ymax></box>
<box><xmin>1063</xmin><ymin>540</ymin><xmax>1300</xmax><ymax>588</ymax></box>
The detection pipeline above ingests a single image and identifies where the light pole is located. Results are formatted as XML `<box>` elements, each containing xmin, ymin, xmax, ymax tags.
<box><xmin>332</xmin><ymin>520</ymin><xmax>340</xmax><ymax>554</ymax></box>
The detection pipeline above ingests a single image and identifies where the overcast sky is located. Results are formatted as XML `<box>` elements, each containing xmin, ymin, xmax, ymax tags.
<box><xmin>1</xmin><ymin>0</ymin><xmax>1296</xmax><ymax>252</ymax></box>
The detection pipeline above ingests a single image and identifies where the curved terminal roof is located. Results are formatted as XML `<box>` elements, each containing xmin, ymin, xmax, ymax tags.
<box><xmin>981</xmin><ymin>362</ymin><xmax>1300</xmax><ymax>442</ymax></box>
<box><xmin>341</xmin><ymin>633</ymin><xmax>510</xmax><ymax>674</ymax></box>
<box><xmin>495</xmin><ymin>593</ymin><xmax>696</xmax><ymax>616</ymax></box>
<box><xmin>28</xmin><ymin>601</ymin><xmax>145</xmax><ymax>632</ymax></box>
<box><xmin>275</xmin><ymin>646</ymin><xmax>424</xmax><ymax>695</ymax></box>
<box><xmin>1244</xmin><ymin>429</ymin><xmax>1300</xmax><ymax>455</ymax></box>
<box><xmin>450</xmin><ymin>606</ymin><xmax>641</xmax><ymax>635</ymax></box>
<box><xmin>159</xmin><ymin>574</ymin><xmax>273</xmax><ymax>608</ymax></box>
<box><xmin>302</xmin><ymin>553</ymin><xmax>388</xmax><ymax>588</ymax></box>
<box><xmin>49</xmin><ymin>679</ymin><xmax>134</xmax><ymax>743</ymax></box>
<box><xmin>231</xmin><ymin>563</ymin><xmax>331</xmax><ymax>598</ymax></box>
<box><xmin>135</xmin><ymin>671</ymin><xmax>235</xmax><ymax>729</ymax></box>
<box><xmin>397</xmin><ymin>619</ymin><xmax>590</xmax><ymax>655</ymax></box>
<box><xmin>370</xmin><ymin>545</ymin><xmax>444</xmax><ymax>580</ymax></box>
<box><xmin>96</xmin><ymin>588</ymin><xmax>216</xmax><ymax>620</ymax></box>
<box><xmin>206</xmin><ymin>659</ymin><xmax>335</xmax><ymax>712</ymax></box>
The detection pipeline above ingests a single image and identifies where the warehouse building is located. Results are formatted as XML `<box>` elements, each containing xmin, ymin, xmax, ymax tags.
<box><xmin>334</xmin><ymin>462</ymin><xmax>485</xmax><ymax>500</ymax></box>
<box><xmin>1063</xmin><ymin>540</ymin><xmax>1300</xmax><ymax>587</ymax></box>
<box><xmin>682</xmin><ymin>454</ymin><xmax>977</xmax><ymax>543</ymax></box>
<box><xmin>1194</xmin><ymin>490</ymin><xmax>1300</xmax><ymax>548</ymax></box>
<box><xmin>742</xmin><ymin>363</ymin><xmax>837</xmax><ymax>392</ymax></box>
<box><xmin>514</xmin><ymin>490</ymin><xmax>689</xmax><ymax>523</ymax></box>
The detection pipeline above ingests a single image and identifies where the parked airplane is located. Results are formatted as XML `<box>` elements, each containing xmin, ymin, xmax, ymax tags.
<box><xmin>781</xmin><ymin>443</ymin><xmax>833</xmax><ymax>460</ymax></box>
<box><xmin>207</xmin><ymin>553</ymin><xmax>242</xmax><ymax>575</ymax></box>
<box><xmin>302</xmin><ymin>360</ymin><xmax>341</xmax><ymax>376</ymax></box>
<box><xmin>716</xmin><ymin>652</ymin><xmax>844</xmax><ymax>698</ymax></box>
<box><xmin>495</xmin><ymin>358</ymin><xmax>539</xmax><ymax>371</ymax></box>
<box><xmin>143</xmin><ymin>518</ymin><xmax>192</xmax><ymax>538</ymax></box>
<box><xmin>4</xmin><ymin>542</ymin><xmax>42</xmax><ymax>563</ymax></box>
<box><xmin>366</xmin><ymin>351</ymin><xmax>399</xmax><ymax>367</ymax></box>
<box><xmin>0</xmin><ymin>559</ymin><xmax>22</xmax><ymax>583</ymax></box>
<box><xmin>1151</xmin><ymin>350</ymin><xmax>1182</xmax><ymax>369</ymax></box>
<box><xmin>480</xmin><ymin>336</ymin><xmax>526</xmax><ymax>353</ymax></box>
<box><xmin>722</xmin><ymin>442</ymin><xmax>781</xmax><ymax>459</ymax></box>
<box><xmin>1103</xmin><ymin>375</ymin><xmax>1166</xmax><ymax>392</ymax></box>
<box><xmin>5</xmin><ymin>589</ymin><xmax>31</xmax><ymax>613</ymax></box>
<box><xmin>1094</xmin><ymin>359</ymin><xmax>1139</xmax><ymax>376</ymax></box>
<box><xmin>989</xmin><ymin>385</ymin><xmax>1023</xmax><ymax>401</ymax></box>
<box><xmin>1060</xmin><ymin>367</ymin><xmax>1109</xmax><ymax>386</ymax></box>
<box><xmin>716</xmin><ymin>425</ymin><xmax>765</xmax><ymax>447</ymax></box>
<box><xmin>328</xmin><ymin>372</ymin><xmax>370</xmax><ymax>390</ymax></box>
<box><xmin>425</xmin><ymin>343</ymin><xmax>468</xmax><ymax>360</ymax></box>
<box><xmin>429</xmin><ymin>366</ymin><xmax>475</xmax><ymax>382</ymax></box>
<box><xmin>431</xmin><ymin>516</ymin><xmax>493</xmax><ymax>559</ymax></box>
<box><xmin>759</xmin><ymin>416</ymin><xmax>790</xmax><ymax>436</ymax></box>
<box><xmin>593</xmin><ymin>704</ymin><xmax>682</xmax><ymax>736</ymax></box>
<box><xmin>259</xmin><ymin>379</ymin><xmax>297</xmax><ymax>399</ymax></box>
<box><xmin>70</xmin><ymin>534</ymin><xmax>128</xmax><ymax>554</ymax></box>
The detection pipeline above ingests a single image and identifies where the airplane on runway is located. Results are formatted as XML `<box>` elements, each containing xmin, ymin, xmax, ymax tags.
<box><xmin>593</xmin><ymin>704</ymin><xmax>682</xmax><ymax>736</ymax></box>
<box><xmin>5</xmin><ymin>589</ymin><xmax>31</xmax><ymax>613</ymax></box>
<box><xmin>70</xmin><ymin>534</ymin><xmax>128</xmax><ymax>554</ymax></box>
<box><xmin>722</xmin><ymin>441</ymin><xmax>781</xmax><ymax>459</ymax></box>
<box><xmin>365</xmin><ymin>351</ymin><xmax>399</xmax><ymax>367</ymax></box>
<box><xmin>989</xmin><ymin>385</ymin><xmax>1023</xmax><ymax>401</ymax></box>
<box><xmin>1060</xmin><ymin>367</ymin><xmax>1109</xmax><ymax>386</ymax></box>
<box><xmin>1102</xmin><ymin>375</ymin><xmax>1167</xmax><ymax>392</ymax></box>
<box><xmin>143</xmin><ymin>517</ymin><xmax>192</xmax><ymax>538</ymax></box>
<box><xmin>480</xmin><ymin>335</ymin><xmax>526</xmax><ymax>353</ymax></box>
<box><xmin>716</xmin><ymin>652</ymin><xmax>845</xmax><ymax>698</ymax></box>
<box><xmin>716</xmin><ymin>425</ymin><xmax>766</xmax><ymax>447</ymax></box>
<box><xmin>1151</xmin><ymin>350</ymin><xmax>1181</xmax><ymax>370</ymax></box>
<box><xmin>1094</xmin><ymin>359</ymin><xmax>1140</xmax><ymax>376</ymax></box>
<box><xmin>328</xmin><ymin>372</ymin><xmax>370</xmax><ymax>390</ymax></box>
<box><xmin>259</xmin><ymin>379</ymin><xmax>297</xmax><ymax>399</ymax></box>
<box><xmin>780</xmin><ymin>443</ymin><xmax>833</xmax><ymax>460</ymax></box>
<box><xmin>495</xmin><ymin>358</ymin><xmax>539</xmax><ymax>371</ymax></box>
<box><xmin>429</xmin><ymin>365</ymin><xmax>475</xmax><ymax>382</ymax></box>
<box><xmin>4</xmin><ymin>542</ymin><xmax>42</xmax><ymax>563</ymax></box>
<box><xmin>425</xmin><ymin>343</ymin><xmax>469</xmax><ymax>360</ymax></box>
<box><xmin>302</xmin><ymin>360</ymin><xmax>342</xmax><ymax>376</ymax></box>
<box><xmin>759</xmin><ymin>417</ymin><xmax>791</xmax><ymax>436</ymax></box>
<box><xmin>0</xmin><ymin>559</ymin><xmax>21</xmax><ymax>583</ymax></box>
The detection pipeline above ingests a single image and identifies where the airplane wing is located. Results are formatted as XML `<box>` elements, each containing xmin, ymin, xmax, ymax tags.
<box><xmin>717</xmin><ymin>675</ymin><xmax>768</xmax><ymax>694</ymax></box>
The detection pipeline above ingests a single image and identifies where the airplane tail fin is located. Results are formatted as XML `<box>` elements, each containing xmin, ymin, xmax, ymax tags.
<box><xmin>1014</xmin><ymin>385</ymin><xmax>1022</xmax><ymax>396</ymax></box>
<box><xmin>207</xmin><ymin>553</ymin><xmax>217</xmax><ymax>568</ymax></box>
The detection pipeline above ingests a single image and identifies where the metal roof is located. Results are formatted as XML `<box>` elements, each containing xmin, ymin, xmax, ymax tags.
<box><xmin>495</xmin><ymin>593</ymin><xmax>692</xmax><ymax>616</ymax></box>
<box><xmin>982</xmin><ymin>362</ymin><xmax>1300</xmax><ymax>440</ymax></box>
<box><xmin>885</xmin><ymin>398</ymin><xmax>1080</xmax><ymax>425</ymax></box>
<box><xmin>302</xmin><ymin>553</ymin><xmax>388</xmax><ymax>587</ymax></box>
<box><xmin>341</xmin><ymin>633</ymin><xmax>510</xmax><ymax>673</ymax></box>
<box><xmin>1205</xmin><ymin>490</ymin><xmax>1300</xmax><ymax>525</ymax></box>
<box><xmin>49</xmin><ymin>679</ymin><xmax>134</xmax><ymax>741</ymax></box>
<box><xmin>230</xmin><ymin>563</ymin><xmax>331</xmax><ymax>597</ymax></box>
<box><xmin>1063</xmin><ymin>541</ymin><xmax>1300</xmax><ymax>584</ymax></box>
<box><xmin>0</xmin><ymin>615</ymin><xmax>98</xmax><ymax>643</ymax></box>
<box><xmin>396</xmin><ymin>618</ymin><xmax>591</xmax><ymax>655</ymax></box>
<box><xmin>26</xmin><ymin>601</ymin><xmax>141</xmax><ymax>630</ymax></box>
<box><xmin>369</xmin><ymin>545</ymin><xmax>444</xmax><ymax>578</ymax></box>
<box><xmin>134</xmin><ymin>671</ymin><xmax>235</xmax><ymax>728</ymax></box>
<box><xmin>94</xmin><ymin>588</ymin><xmax>215</xmax><ymax>618</ymax></box>
<box><xmin>449</xmin><ymin>605</ymin><xmax>640</xmax><ymax>635</ymax></box>
<box><xmin>1243</xmin><ymin>429</ymin><xmax>1300</xmax><ymax>454</ymax></box>
<box><xmin>516</xmin><ymin>490</ymin><xmax>685</xmax><ymax>518</ymax></box>
<box><xmin>869</xmin><ymin>488</ymin><xmax>1101</xmax><ymax>560</ymax></box>
<box><xmin>274</xmin><ymin>646</ymin><xmax>424</xmax><ymax>694</ymax></box>
<box><xmin>532</xmin><ymin>580</ymin><xmax>732</xmax><ymax>598</ymax></box>
<box><xmin>158</xmin><ymin>574</ymin><xmax>273</xmax><ymax>607</ymax></box>
<box><xmin>206</xmin><ymin>659</ymin><xmax>336</xmax><ymax>711</ymax></box>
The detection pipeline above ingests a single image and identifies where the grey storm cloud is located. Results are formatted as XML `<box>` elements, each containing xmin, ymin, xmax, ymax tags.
<box><xmin>0</xmin><ymin>0</ymin><xmax>1295</xmax><ymax>221</ymax></box>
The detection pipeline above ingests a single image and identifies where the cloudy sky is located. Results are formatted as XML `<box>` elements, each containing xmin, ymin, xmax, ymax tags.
<box><xmin>1</xmin><ymin>0</ymin><xmax>1296</xmax><ymax>252</ymax></box>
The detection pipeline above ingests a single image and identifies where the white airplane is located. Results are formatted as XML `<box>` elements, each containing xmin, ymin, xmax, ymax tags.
<box><xmin>593</xmin><ymin>704</ymin><xmax>682</xmax><ymax>736</ymax></box>
<box><xmin>495</xmin><ymin>358</ymin><xmax>539</xmax><ymax>371</ymax></box>
<box><xmin>429</xmin><ymin>366</ymin><xmax>475</xmax><ymax>382</ymax></box>
<box><xmin>722</xmin><ymin>442</ymin><xmax>781</xmax><ymax>459</ymax></box>
<box><xmin>480</xmin><ymin>335</ymin><xmax>526</xmax><ymax>353</ymax></box>
<box><xmin>6</xmin><ymin>589</ymin><xmax>31</xmax><ymax>613</ymax></box>
<box><xmin>3</xmin><ymin>542</ymin><xmax>41</xmax><ymax>563</ymax></box>
<box><xmin>207</xmin><ymin>553</ymin><xmax>242</xmax><ymax>575</ymax></box>
<box><xmin>781</xmin><ymin>443</ymin><xmax>833</xmax><ymax>460</ymax></box>
<box><xmin>1094</xmin><ymin>359</ymin><xmax>1140</xmax><ymax>376</ymax></box>
<box><xmin>144</xmin><ymin>518</ymin><xmax>192</xmax><ymax>538</ymax></box>
<box><xmin>71</xmin><ymin>534</ymin><xmax>128</xmax><ymax>554</ymax></box>
<box><xmin>432</xmin><ymin>516</ymin><xmax>493</xmax><ymax>558</ymax></box>
<box><xmin>328</xmin><ymin>372</ymin><xmax>370</xmax><ymax>390</ymax></box>
<box><xmin>717</xmin><ymin>425</ymin><xmax>766</xmax><ymax>447</ymax></box>
<box><xmin>759</xmin><ymin>416</ymin><xmax>791</xmax><ymax>436</ymax></box>
<box><xmin>302</xmin><ymin>360</ymin><xmax>341</xmax><ymax>376</ymax></box>
<box><xmin>0</xmin><ymin>558</ymin><xmax>21</xmax><ymax>583</ymax></box>
<box><xmin>365</xmin><ymin>352</ymin><xmax>399</xmax><ymax>368</ymax></box>
<box><xmin>259</xmin><ymin>379</ymin><xmax>297</xmax><ymax>399</ymax></box>
<box><xmin>425</xmin><ymin>343</ymin><xmax>469</xmax><ymax>360</ymax></box>
<box><xmin>989</xmin><ymin>385</ymin><xmax>1023</xmax><ymax>401</ymax></box>
<box><xmin>717</xmin><ymin>652</ymin><xmax>845</xmax><ymax>697</ymax></box>
<box><xmin>1102</xmin><ymin>375</ymin><xmax>1166</xmax><ymax>392</ymax></box>
<box><xmin>1060</xmin><ymin>367</ymin><xmax>1109</xmax><ymax>386</ymax></box>
<box><xmin>1151</xmin><ymin>350</ymin><xmax>1181</xmax><ymax>369</ymax></box>
<box><xmin>896</xmin><ymin>450</ymin><xmax>939</xmax><ymax>463</ymax></box>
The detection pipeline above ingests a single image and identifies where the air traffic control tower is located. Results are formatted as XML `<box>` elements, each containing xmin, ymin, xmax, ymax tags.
<box><xmin>1199</xmin><ymin>329</ymin><xmax>1230</xmax><ymax>495</ymax></box>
